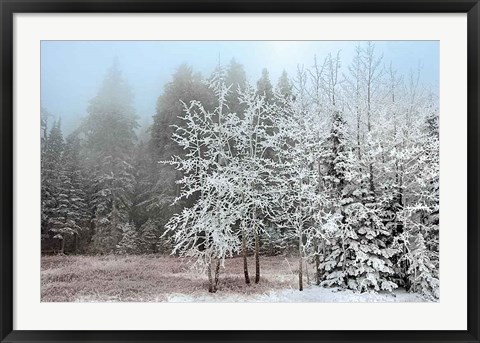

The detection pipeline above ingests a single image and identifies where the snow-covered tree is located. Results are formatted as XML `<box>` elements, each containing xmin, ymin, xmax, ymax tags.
<box><xmin>256</xmin><ymin>68</ymin><xmax>274</xmax><ymax>102</ymax></box>
<box><xmin>228</xmin><ymin>84</ymin><xmax>280</xmax><ymax>284</ymax></box>
<box><xmin>81</xmin><ymin>60</ymin><xmax>138</xmax><ymax>253</ymax></box>
<box><xmin>116</xmin><ymin>222</ymin><xmax>140</xmax><ymax>255</ymax></box>
<box><xmin>49</xmin><ymin>133</ymin><xmax>90</xmax><ymax>253</ymax></box>
<box><xmin>148</xmin><ymin>64</ymin><xmax>215</xmax><ymax>244</ymax></box>
<box><xmin>164</xmin><ymin>67</ymin><xmax>242</xmax><ymax>292</ymax></box>
<box><xmin>40</xmin><ymin>44</ymin><xmax>439</xmax><ymax>300</ymax></box>
<box><xmin>405</xmin><ymin>232</ymin><xmax>439</xmax><ymax>299</ymax></box>
<box><xmin>42</xmin><ymin>119</ymin><xmax>64</xmax><ymax>237</ymax></box>
<box><xmin>271</xmin><ymin>90</ymin><xmax>329</xmax><ymax>291</ymax></box>
<box><xmin>276</xmin><ymin>70</ymin><xmax>293</xmax><ymax>100</ymax></box>
<box><xmin>92</xmin><ymin>205</ymin><xmax>124</xmax><ymax>254</ymax></box>
<box><xmin>139</xmin><ymin>219</ymin><xmax>159</xmax><ymax>254</ymax></box>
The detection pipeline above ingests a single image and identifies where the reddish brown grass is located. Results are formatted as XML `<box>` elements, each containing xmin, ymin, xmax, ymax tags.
<box><xmin>41</xmin><ymin>255</ymin><xmax>304</xmax><ymax>302</ymax></box>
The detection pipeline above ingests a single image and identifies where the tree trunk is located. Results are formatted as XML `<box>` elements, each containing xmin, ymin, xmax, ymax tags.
<box><xmin>74</xmin><ymin>233</ymin><xmax>78</xmax><ymax>254</ymax></box>
<box><xmin>305</xmin><ymin>259</ymin><xmax>310</xmax><ymax>285</ymax></box>
<box><xmin>369</xmin><ymin>163</ymin><xmax>375</xmax><ymax>197</ymax></box>
<box><xmin>242</xmin><ymin>226</ymin><xmax>250</xmax><ymax>284</ymax></box>
<box><xmin>214</xmin><ymin>259</ymin><xmax>221</xmax><ymax>292</ymax></box>
<box><xmin>356</xmin><ymin>99</ymin><xmax>361</xmax><ymax>160</ymax></box>
<box><xmin>207</xmin><ymin>260</ymin><xmax>214</xmax><ymax>293</ymax></box>
<box><xmin>254</xmin><ymin>227</ymin><xmax>260</xmax><ymax>284</ymax></box>
<box><xmin>314</xmin><ymin>237</ymin><xmax>321</xmax><ymax>285</ymax></box>
<box><xmin>298</xmin><ymin>227</ymin><xmax>303</xmax><ymax>291</ymax></box>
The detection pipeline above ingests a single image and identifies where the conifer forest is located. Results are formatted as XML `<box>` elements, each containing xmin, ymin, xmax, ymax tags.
<box><xmin>41</xmin><ymin>41</ymin><xmax>439</xmax><ymax>302</ymax></box>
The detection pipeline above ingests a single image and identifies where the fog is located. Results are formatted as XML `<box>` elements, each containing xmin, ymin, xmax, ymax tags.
<box><xmin>41</xmin><ymin>40</ymin><xmax>439</xmax><ymax>134</ymax></box>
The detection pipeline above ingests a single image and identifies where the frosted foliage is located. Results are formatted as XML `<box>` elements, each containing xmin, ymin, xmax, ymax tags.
<box><xmin>161</xmin><ymin>50</ymin><xmax>439</xmax><ymax>297</ymax></box>
<box><xmin>116</xmin><ymin>223</ymin><xmax>140</xmax><ymax>255</ymax></box>
<box><xmin>41</xmin><ymin>43</ymin><xmax>439</xmax><ymax>298</ymax></box>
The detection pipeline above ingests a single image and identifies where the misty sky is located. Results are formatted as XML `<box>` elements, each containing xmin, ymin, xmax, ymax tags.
<box><xmin>41</xmin><ymin>41</ymin><xmax>439</xmax><ymax>134</ymax></box>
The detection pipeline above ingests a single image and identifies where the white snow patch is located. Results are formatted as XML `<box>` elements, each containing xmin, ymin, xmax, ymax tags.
<box><xmin>166</xmin><ymin>286</ymin><xmax>428</xmax><ymax>303</ymax></box>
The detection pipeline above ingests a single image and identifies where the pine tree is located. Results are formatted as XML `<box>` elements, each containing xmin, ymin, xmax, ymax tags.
<box><xmin>61</xmin><ymin>134</ymin><xmax>91</xmax><ymax>253</ymax></box>
<box><xmin>276</xmin><ymin>70</ymin><xmax>293</xmax><ymax>100</ymax></box>
<box><xmin>164</xmin><ymin>68</ymin><xmax>242</xmax><ymax>292</ymax></box>
<box><xmin>116</xmin><ymin>222</ymin><xmax>140</xmax><ymax>255</ymax></box>
<box><xmin>149</xmin><ymin>64</ymin><xmax>214</xmax><ymax>239</ymax></box>
<box><xmin>82</xmin><ymin>60</ymin><xmax>138</xmax><ymax>253</ymax></box>
<box><xmin>92</xmin><ymin>205</ymin><xmax>124</xmax><ymax>254</ymax></box>
<box><xmin>406</xmin><ymin>233</ymin><xmax>439</xmax><ymax>299</ymax></box>
<box><xmin>225</xmin><ymin>58</ymin><xmax>247</xmax><ymax>117</ymax></box>
<box><xmin>139</xmin><ymin>219</ymin><xmax>159</xmax><ymax>254</ymax></box>
<box><xmin>256</xmin><ymin>68</ymin><xmax>274</xmax><ymax>102</ymax></box>
<box><xmin>272</xmin><ymin>91</ymin><xmax>329</xmax><ymax>291</ymax></box>
<box><xmin>320</xmin><ymin>110</ymin><xmax>356</xmax><ymax>288</ymax></box>
<box><xmin>131</xmin><ymin>140</ymin><xmax>155</xmax><ymax>227</ymax></box>
<box><xmin>42</xmin><ymin>119</ymin><xmax>65</xmax><ymax>238</ymax></box>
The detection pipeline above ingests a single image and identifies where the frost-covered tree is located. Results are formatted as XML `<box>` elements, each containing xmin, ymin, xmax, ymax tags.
<box><xmin>41</xmin><ymin>119</ymin><xmax>64</xmax><ymax>238</ymax></box>
<box><xmin>256</xmin><ymin>68</ymin><xmax>274</xmax><ymax>102</ymax></box>
<box><xmin>148</xmin><ymin>64</ymin><xmax>215</xmax><ymax>240</ymax></box>
<box><xmin>276</xmin><ymin>70</ymin><xmax>293</xmax><ymax>100</ymax></box>
<box><xmin>320</xmin><ymin>109</ymin><xmax>358</xmax><ymax>288</ymax></box>
<box><xmin>164</xmin><ymin>68</ymin><xmax>241</xmax><ymax>292</ymax></box>
<box><xmin>139</xmin><ymin>219</ymin><xmax>159</xmax><ymax>254</ymax></box>
<box><xmin>228</xmin><ymin>84</ymin><xmax>280</xmax><ymax>284</ymax></box>
<box><xmin>81</xmin><ymin>60</ymin><xmax>138</xmax><ymax>253</ymax></box>
<box><xmin>40</xmin><ymin>44</ymin><xmax>440</xmax><ymax>300</ymax></box>
<box><xmin>49</xmin><ymin>133</ymin><xmax>91</xmax><ymax>253</ymax></box>
<box><xmin>406</xmin><ymin>232</ymin><xmax>439</xmax><ymax>299</ymax></box>
<box><xmin>116</xmin><ymin>222</ymin><xmax>140</xmax><ymax>255</ymax></box>
<box><xmin>41</xmin><ymin>113</ymin><xmax>90</xmax><ymax>254</ymax></box>
<box><xmin>319</xmin><ymin>46</ymin><xmax>401</xmax><ymax>293</ymax></box>
<box><xmin>92</xmin><ymin>205</ymin><xmax>124</xmax><ymax>254</ymax></box>
<box><xmin>394</xmin><ymin>92</ymin><xmax>439</xmax><ymax>298</ymax></box>
<box><xmin>272</xmin><ymin>91</ymin><xmax>329</xmax><ymax>291</ymax></box>
<box><xmin>225</xmin><ymin>58</ymin><xmax>247</xmax><ymax>117</ymax></box>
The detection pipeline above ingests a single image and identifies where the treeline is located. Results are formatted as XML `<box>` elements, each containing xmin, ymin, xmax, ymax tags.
<box><xmin>41</xmin><ymin>42</ymin><xmax>439</xmax><ymax>299</ymax></box>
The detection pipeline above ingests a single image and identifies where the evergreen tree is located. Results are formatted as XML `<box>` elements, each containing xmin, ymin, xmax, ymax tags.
<box><xmin>320</xmin><ymin>110</ymin><xmax>356</xmax><ymax>287</ymax></box>
<box><xmin>81</xmin><ymin>60</ymin><xmax>138</xmax><ymax>253</ymax></box>
<box><xmin>61</xmin><ymin>134</ymin><xmax>91</xmax><ymax>253</ymax></box>
<box><xmin>256</xmin><ymin>68</ymin><xmax>274</xmax><ymax>102</ymax></box>
<box><xmin>116</xmin><ymin>222</ymin><xmax>140</xmax><ymax>255</ymax></box>
<box><xmin>225</xmin><ymin>58</ymin><xmax>247</xmax><ymax>116</ymax></box>
<box><xmin>41</xmin><ymin>119</ymin><xmax>64</xmax><ymax>237</ymax></box>
<box><xmin>92</xmin><ymin>205</ymin><xmax>124</xmax><ymax>254</ymax></box>
<box><xmin>276</xmin><ymin>70</ymin><xmax>293</xmax><ymax>100</ymax></box>
<box><xmin>139</xmin><ymin>219</ymin><xmax>159</xmax><ymax>254</ymax></box>
<box><xmin>131</xmin><ymin>140</ymin><xmax>155</xmax><ymax>227</ymax></box>
<box><xmin>406</xmin><ymin>233</ymin><xmax>439</xmax><ymax>299</ymax></box>
<box><xmin>148</xmin><ymin>64</ymin><xmax>214</xmax><ymax>234</ymax></box>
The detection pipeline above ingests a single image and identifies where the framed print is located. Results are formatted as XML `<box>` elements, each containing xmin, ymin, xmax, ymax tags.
<box><xmin>0</xmin><ymin>1</ymin><xmax>479</xmax><ymax>342</ymax></box>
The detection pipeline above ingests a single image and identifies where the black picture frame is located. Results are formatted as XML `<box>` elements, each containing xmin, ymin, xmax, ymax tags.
<box><xmin>1</xmin><ymin>1</ymin><xmax>479</xmax><ymax>342</ymax></box>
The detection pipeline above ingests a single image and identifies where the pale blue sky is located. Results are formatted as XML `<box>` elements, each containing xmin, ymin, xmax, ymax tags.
<box><xmin>41</xmin><ymin>41</ymin><xmax>439</xmax><ymax>134</ymax></box>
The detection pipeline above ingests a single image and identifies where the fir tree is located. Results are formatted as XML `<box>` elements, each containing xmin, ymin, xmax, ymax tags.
<box><xmin>139</xmin><ymin>219</ymin><xmax>159</xmax><ymax>254</ymax></box>
<box><xmin>116</xmin><ymin>222</ymin><xmax>140</xmax><ymax>255</ymax></box>
<box><xmin>92</xmin><ymin>205</ymin><xmax>124</xmax><ymax>254</ymax></box>
<box><xmin>42</xmin><ymin>119</ymin><xmax>65</xmax><ymax>237</ymax></box>
<box><xmin>225</xmin><ymin>58</ymin><xmax>247</xmax><ymax>117</ymax></box>
<box><xmin>82</xmin><ymin>60</ymin><xmax>138</xmax><ymax>253</ymax></box>
<box><xmin>276</xmin><ymin>70</ymin><xmax>293</xmax><ymax>100</ymax></box>
<box><xmin>406</xmin><ymin>233</ymin><xmax>439</xmax><ymax>299</ymax></box>
<box><xmin>256</xmin><ymin>68</ymin><xmax>274</xmax><ymax>102</ymax></box>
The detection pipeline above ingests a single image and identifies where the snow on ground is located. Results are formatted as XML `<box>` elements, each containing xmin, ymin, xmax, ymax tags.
<box><xmin>167</xmin><ymin>286</ymin><xmax>427</xmax><ymax>303</ymax></box>
<box><xmin>42</xmin><ymin>255</ymin><xmax>431</xmax><ymax>303</ymax></box>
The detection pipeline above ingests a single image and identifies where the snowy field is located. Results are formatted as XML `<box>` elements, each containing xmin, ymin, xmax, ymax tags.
<box><xmin>41</xmin><ymin>255</ymin><xmax>428</xmax><ymax>303</ymax></box>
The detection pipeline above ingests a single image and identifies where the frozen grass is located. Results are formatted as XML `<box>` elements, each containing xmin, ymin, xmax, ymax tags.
<box><xmin>41</xmin><ymin>255</ymin><xmax>296</xmax><ymax>302</ymax></box>
<box><xmin>41</xmin><ymin>255</ymin><xmax>428</xmax><ymax>302</ymax></box>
